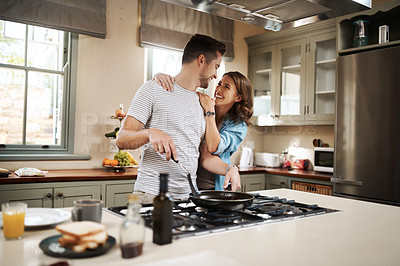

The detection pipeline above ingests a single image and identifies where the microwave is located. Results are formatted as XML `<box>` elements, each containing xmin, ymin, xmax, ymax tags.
<box><xmin>314</xmin><ymin>147</ymin><xmax>334</xmax><ymax>173</ymax></box>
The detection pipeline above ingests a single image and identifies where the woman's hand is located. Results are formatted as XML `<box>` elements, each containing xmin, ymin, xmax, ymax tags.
<box><xmin>153</xmin><ymin>73</ymin><xmax>175</xmax><ymax>91</ymax></box>
<box><xmin>196</xmin><ymin>92</ymin><xmax>215</xmax><ymax>113</ymax></box>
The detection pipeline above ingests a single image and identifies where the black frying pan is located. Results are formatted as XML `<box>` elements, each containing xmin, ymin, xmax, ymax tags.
<box><xmin>171</xmin><ymin>157</ymin><xmax>254</xmax><ymax>210</ymax></box>
<box><xmin>189</xmin><ymin>190</ymin><xmax>254</xmax><ymax>211</ymax></box>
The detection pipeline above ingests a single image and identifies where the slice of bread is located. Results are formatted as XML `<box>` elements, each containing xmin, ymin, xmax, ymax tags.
<box><xmin>56</xmin><ymin>221</ymin><xmax>108</xmax><ymax>252</ymax></box>
<box><xmin>58</xmin><ymin>231</ymin><xmax>108</xmax><ymax>246</ymax></box>
<box><xmin>56</xmin><ymin>221</ymin><xmax>106</xmax><ymax>238</ymax></box>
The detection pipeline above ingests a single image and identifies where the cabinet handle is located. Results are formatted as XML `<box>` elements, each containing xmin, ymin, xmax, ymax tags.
<box><xmin>58</xmin><ymin>192</ymin><xmax>64</xmax><ymax>197</ymax></box>
<box><xmin>307</xmin><ymin>105</ymin><xmax>309</xmax><ymax>114</ymax></box>
<box><xmin>46</xmin><ymin>193</ymin><xmax>53</xmax><ymax>198</ymax></box>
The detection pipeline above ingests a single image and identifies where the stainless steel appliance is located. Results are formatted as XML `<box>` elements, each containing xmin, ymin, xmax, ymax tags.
<box><xmin>107</xmin><ymin>195</ymin><xmax>338</xmax><ymax>239</ymax></box>
<box><xmin>333</xmin><ymin>45</ymin><xmax>400</xmax><ymax>206</ymax></box>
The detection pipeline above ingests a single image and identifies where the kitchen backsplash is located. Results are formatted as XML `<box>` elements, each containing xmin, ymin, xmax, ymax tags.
<box><xmin>231</xmin><ymin>125</ymin><xmax>334</xmax><ymax>168</ymax></box>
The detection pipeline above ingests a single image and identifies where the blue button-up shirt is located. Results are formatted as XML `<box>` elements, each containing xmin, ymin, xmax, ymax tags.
<box><xmin>212</xmin><ymin>119</ymin><xmax>247</xmax><ymax>190</ymax></box>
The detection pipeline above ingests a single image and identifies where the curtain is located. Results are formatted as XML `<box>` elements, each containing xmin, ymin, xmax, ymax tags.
<box><xmin>0</xmin><ymin>0</ymin><xmax>106</xmax><ymax>38</ymax></box>
<box><xmin>140</xmin><ymin>0</ymin><xmax>234</xmax><ymax>60</ymax></box>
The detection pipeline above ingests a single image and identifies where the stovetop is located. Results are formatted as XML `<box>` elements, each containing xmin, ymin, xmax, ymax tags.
<box><xmin>106</xmin><ymin>193</ymin><xmax>339</xmax><ymax>239</ymax></box>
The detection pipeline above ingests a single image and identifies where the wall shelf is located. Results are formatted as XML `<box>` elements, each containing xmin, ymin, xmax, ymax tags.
<box><xmin>337</xmin><ymin>1</ymin><xmax>400</xmax><ymax>53</ymax></box>
<box><xmin>316</xmin><ymin>59</ymin><xmax>336</xmax><ymax>65</ymax></box>
<box><xmin>255</xmin><ymin>69</ymin><xmax>272</xmax><ymax>74</ymax></box>
<box><xmin>338</xmin><ymin>39</ymin><xmax>400</xmax><ymax>55</ymax></box>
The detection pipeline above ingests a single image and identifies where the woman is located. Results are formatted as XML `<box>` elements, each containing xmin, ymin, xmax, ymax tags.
<box><xmin>155</xmin><ymin>71</ymin><xmax>253</xmax><ymax>191</ymax></box>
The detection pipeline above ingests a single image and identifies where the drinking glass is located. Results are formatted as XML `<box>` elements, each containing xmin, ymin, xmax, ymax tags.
<box><xmin>2</xmin><ymin>202</ymin><xmax>27</xmax><ymax>240</ymax></box>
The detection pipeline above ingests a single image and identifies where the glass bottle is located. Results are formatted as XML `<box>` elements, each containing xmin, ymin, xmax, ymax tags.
<box><xmin>152</xmin><ymin>173</ymin><xmax>173</xmax><ymax>245</ymax></box>
<box><xmin>120</xmin><ymin>193</ymin><xmax>145</xmax><ymax>258</ymax></box>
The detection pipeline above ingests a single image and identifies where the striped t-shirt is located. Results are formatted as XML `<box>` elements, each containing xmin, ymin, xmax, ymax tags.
<box><xmin>127</xmin><ymin>80</ymin><xmax>206</xmax><ymax>200</ymax></box>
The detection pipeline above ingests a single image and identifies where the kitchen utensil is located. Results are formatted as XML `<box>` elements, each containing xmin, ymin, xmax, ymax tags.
<box><xmin>313</xmin><ymin>139</ymin><xmax>323</xmax><ymax>147</ymax></box>
<box><xmin>1</xmin><ymin>202</ymin><xmax>27</xmax><ymax>240</ymax></box>
<box><xmin>353</xmin><ymin>19</ymin><xmax>369</xmax><ymax>47</ymax></box>
<box><xmin>189</xmin><ymin>191</ymin><xmax>255</xmax><ymax>211</ymax></box>
<box><xmin>171</xmin><ymin>155</ymin><xmax>254</xmax><ymax>210</ymax></box>
<box><xmin>71</xmin><ymin>199</ymin><xmax>103</xmax><ymax>223</ymax></box>
<box><xmin>24</xmin><ymin>208</ymin><xmax>70</xmax><ymax>229</ymax></box>
<box><xmin>379</xmin><ymin>25</ymin><xmax>389</xmax><ymax>44</ymax></box>
<box><xmin>170</xmin><ymin>156</ymin><xmax>199</xmax><ymax>198</ymax></box>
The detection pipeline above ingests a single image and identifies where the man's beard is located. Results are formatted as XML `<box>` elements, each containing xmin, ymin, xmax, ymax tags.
<box><xmin>199</xmin><ymin>73</ymin><xmax>210</xmax><ymax>89</ymax></box>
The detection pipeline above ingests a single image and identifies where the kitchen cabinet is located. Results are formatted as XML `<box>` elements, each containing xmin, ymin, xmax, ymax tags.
<box><xmin>52</xmin><ymin>184</ymin><xmax>101</xmax><ymax>208</ymax></box>
<box><xmin>0</xmin><ymin>182</ymin><xmax>101</xmax><ymax>208</ymax></box>
<box><xmin>0</xmin><ymin>187</ymin><xmax>53</xmax><ymax>208</ymax></box>
<box><xmin>103</xmin><ymin>180</ymin><xmax>135</xmax><ymax>207</ymax></box>
<box><xmin>246</xmin><ymin>19</ymin><xmax>337</xmax><ymax>126</ymax></box>
<box><xmin>240</xmin><ymin>174</ymin><xmax>266</xmax><ymax>192</ymax></box>
<box><xmin>266</xmin><ymin>174</ymin><xmax>290</xmax><ymax>189</ymax></box>
<box><xmin>266</xmin><ymin>173</ymin><xmax>333</xmax><ymax>195</ymax></box>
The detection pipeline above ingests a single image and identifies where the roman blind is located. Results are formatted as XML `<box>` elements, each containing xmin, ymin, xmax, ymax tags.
<box><xmin>140</xmin><ymin>0</ymin><xmax>234</xmax><ymax>60</ymax></box>
<box><xmin>0</xmin><ymin>0</ymin><xmax>106</xmax><ymax>38</ymax></box>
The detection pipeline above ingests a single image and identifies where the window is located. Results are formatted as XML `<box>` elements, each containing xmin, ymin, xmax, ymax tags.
<box><xmin>147</xmin><ymin>47</ymin><xmax>182</xmax><ymax>79</ymax></box>
<box><xmin>147</xmin><ymin>47</ymin><xmax>225</xmax><ymax>96</ymax></box>
<box><xmin>0</xmin><ymin>20</ymin><xmax>81</xmax><ymax>160</ymax></box>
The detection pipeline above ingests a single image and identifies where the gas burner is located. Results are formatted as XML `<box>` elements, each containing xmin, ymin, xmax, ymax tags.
<box><xmin>178</xmin><ymin>212</ymin><xmax>191</xmax><ymax>217</ymax></box>
<box><xmin>233</xmin><ymin>217</ymin><xmax>244</xmax><ymax>224</ymax></box>
<box><xmin>195</xmin><ymin>207</ymin><xmax>208</xmax><ymax>213</ymax></box>
<box><xmin>106</xmin><ymin>195</ymin><xmax>339</xmax><ymax>239</ymax></box>
<box><xmin>175</xmin><ymin>221</ymin><xmax>197</xmax><ymax>232</ymax></box>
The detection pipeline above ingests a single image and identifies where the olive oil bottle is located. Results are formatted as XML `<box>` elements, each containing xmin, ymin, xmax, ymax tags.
<box><xmin>152</xmin><ymin>173</ymin><xmax>173</xmax><ymax>245</ymax></box>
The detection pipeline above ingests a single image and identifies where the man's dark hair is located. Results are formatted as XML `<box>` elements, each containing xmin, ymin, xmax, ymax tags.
<box><xmin>182</xmin><ymin>34</ymin><xmax>226</xmax><ymax>65</ymax></box>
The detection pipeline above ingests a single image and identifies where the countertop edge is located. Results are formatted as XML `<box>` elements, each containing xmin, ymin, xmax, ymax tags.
<box><xmin>0</xmin><ymin>167</ymin><xmax>332</xmax><ymax>184</ymax></box>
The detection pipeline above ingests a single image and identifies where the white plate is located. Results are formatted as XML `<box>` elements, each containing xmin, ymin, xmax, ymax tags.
<box><xmin>0</xmin><ymin>208</ymin><xmax>71</xmax><ymax>229</ymax></box>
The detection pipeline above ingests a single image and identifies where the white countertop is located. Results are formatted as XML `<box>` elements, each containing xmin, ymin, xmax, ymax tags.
<box><xmin>1</xmin><ymin>189</ymin><xmax>400</xmax><ymax>266</ymax></box>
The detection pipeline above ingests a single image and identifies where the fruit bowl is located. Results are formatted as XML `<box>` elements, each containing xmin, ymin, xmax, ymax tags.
<box><xmin>102</xmin><ymin>164</ymin><xmax>138</xmax><ymax>173</ymax></box>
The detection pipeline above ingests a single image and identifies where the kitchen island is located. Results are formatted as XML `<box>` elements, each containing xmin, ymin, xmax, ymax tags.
<box><xmin>1</xmin><ymin>189</ymin><xmax>399</xmax><ymax>266</ymax></box>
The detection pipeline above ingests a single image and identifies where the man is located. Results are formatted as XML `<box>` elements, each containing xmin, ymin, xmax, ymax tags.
<box><xmin>116</xmin><ymin>34</ymin><xmax>240</xmax><ymax>202</ymax></box>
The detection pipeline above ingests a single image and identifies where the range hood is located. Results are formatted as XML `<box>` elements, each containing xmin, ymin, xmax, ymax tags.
<box><xmin>160</xmin><ymin>0</ymin><xmax>371</xmax><ymax>31</ymax></box>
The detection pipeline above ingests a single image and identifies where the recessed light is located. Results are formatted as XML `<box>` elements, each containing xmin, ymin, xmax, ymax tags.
<box><xmin>241</xmin><ymin>14</ymin><xmax>255</xmax><ymax>22</ymax></box>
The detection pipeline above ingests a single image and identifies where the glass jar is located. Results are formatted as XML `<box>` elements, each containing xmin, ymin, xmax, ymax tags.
<box><xmin>119</xmin><ymin>193</ymin><xmax>145</xmax><ymax>258</ymax></box>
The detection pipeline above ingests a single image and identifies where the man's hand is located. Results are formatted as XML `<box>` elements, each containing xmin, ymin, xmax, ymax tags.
<box><xmin>148</xmin><ymin>128</ymin><xmax>177</xmax><ymax>161</ymax></box>
<box><xmin>224</xmin><ymin>166</ymin><xmax>241</xmax><ymax>191</ymax></box>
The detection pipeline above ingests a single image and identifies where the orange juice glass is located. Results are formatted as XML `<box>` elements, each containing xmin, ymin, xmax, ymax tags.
<box><xmin>2</xmin><ymin>202</ymin><xmax>27</xmax><ymax>240</ymax></box>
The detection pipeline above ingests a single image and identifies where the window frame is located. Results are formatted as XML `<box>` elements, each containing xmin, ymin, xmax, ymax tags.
<box><xmin>0</xmin><ymin>24</ymin><xmax>89</xmax><ymax>161</ymax></box>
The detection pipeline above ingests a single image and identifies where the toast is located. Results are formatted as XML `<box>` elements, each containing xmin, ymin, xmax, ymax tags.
<box><xmin>56</xmin><ymin>221</ymin><xmax>105</xmax><ymax>238</ymax></box>
<box><xmin>56</xmin><ymin>221</ymin><xmax>108</xmax><ymax>252</ymax></box>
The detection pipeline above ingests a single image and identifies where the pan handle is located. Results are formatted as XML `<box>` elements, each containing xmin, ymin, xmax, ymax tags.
<box><xmin>186</xmin><ymin>173</ymin><xmax>199</xmax><ymax>197</ymax></box>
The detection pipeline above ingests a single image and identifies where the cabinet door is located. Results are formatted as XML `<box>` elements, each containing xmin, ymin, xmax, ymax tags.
<box><xmin>266</xmin><ymin>175</ymin><xmax>290</xmax><ymax>189</ymax></box>
<box><xmin>241</xmin><ymin>174</ymin><xmax>266</xmax><ymax>192</ymax></box>
<box><xmin>307</xmin><ymin>32</ymin><xmax>336</xmax><ymax>123</ymax></box>
<box><xmin>276</xmin><ymin>39</ymin><xmax>307</xmax><ymax>124</ymax></box>
<box><xmin>0</xmin><ymin>188</ymin><xmax>53</xmax><ymax>208</ymax></box>
<box><xmin>249</xmin><ymin>45</ymin><xmax>277</xmax><ymax>125</ymax></box>
<box><xmin>53</xmin><ymin>185</ymin><xmax>101</xmax><ymax>208</ymax></box>
<box><xmin>104</xmin><ymin>182</ymin><xmax>135</xmax><ymax>207</ymax></box>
